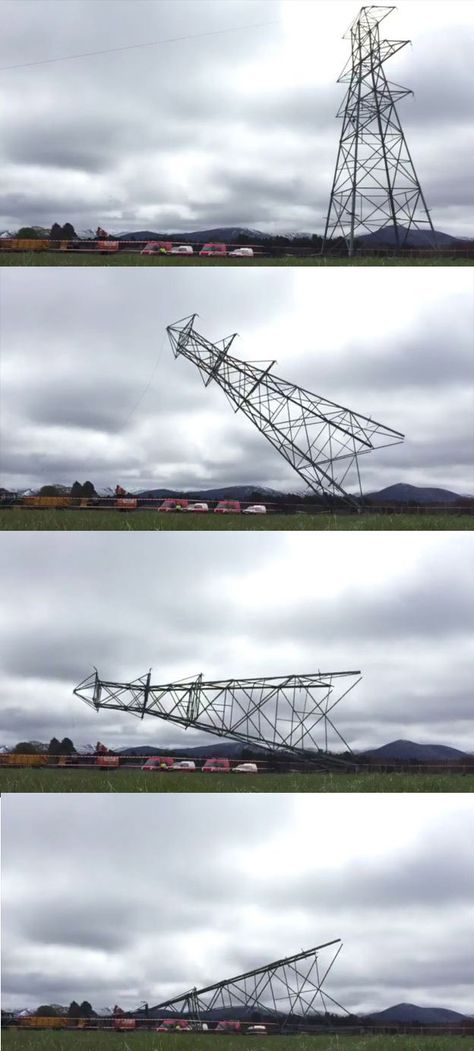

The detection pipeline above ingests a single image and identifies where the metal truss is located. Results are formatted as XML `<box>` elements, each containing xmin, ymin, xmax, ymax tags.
<box><xmin>74</xmin><ymin>668</ymin><xmax>361</xmax><ymax>766</ymax></box>
<box><xmin>167</xmin><ymin>315</ymin><xmax>404</xmax><ymax>510</ymax></box>
<box><xmin>151</xmin><ymin>941</ymin><xmax>349</xmax><ymax>1027</ymax></box>
<box><xmin>322</xmin><ymin>6</ymin><xmax>437</xmax><ymax>254</ymax></box>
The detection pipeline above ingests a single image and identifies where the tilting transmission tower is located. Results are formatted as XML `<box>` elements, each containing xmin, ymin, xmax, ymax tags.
<box><xmin>149</xmin><ymin>942</ymin><xmax>349</xmax><ymax>1028</ymax></box>
<box><xmin>322</xmin><ymin>6</ymin><xmax>437</xmax><ymax>255</ymax></box>
<box><xmin>167</xmin><ymin>315</ymin><xmax>404</xmax><ymax>510</ymax></box>
<box><xmin>74</xmin><ymin>667</ymin><xmax>361</xmax><ymax>767</ymax></box>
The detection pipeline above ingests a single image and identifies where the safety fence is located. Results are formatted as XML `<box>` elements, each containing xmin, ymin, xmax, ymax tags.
<box><xmin>2</xmin><ymin>496</ymin><xmax>473</xmax><ymax>516</ymax></box>
<box><xmin>1</xmin><ymin>754</ymin><xmax>472</xmax><ymax>775</ymax></box>
<box><xmin>1</xmin><ymin>237</ymin><xmax>473</xmax><ymax>259</ymax></box>
<box><xmin>4</xmin><ymin>1016</ymin><xmax>474</xmax><ymax>1035</ymax></box>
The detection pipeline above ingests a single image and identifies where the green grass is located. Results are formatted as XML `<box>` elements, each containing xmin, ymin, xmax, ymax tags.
<box><xmin>1</xmin><ymin>769</ymin><xmax>471</xmax><ymax>793</ymax></box>
<box><xmin>1</xmin><ymin>510</ymin><xmax>472</xmax><ymax>532</ymax></box>
<box><xmin>1</xmin><ymin>1032</ymin><xmax>471</xmax><ymax>1051</ymax></box>
<box><xmin>1</xmin><ymin>251</ymin><xmax>472</xmax><ymax>267</ymax></box>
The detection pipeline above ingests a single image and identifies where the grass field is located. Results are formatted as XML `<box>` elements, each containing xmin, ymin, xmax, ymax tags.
<box><xmin>2</xmin><ymin>1033</ymin><xmax>470</xmax><ymax>1051</ymax></box>
<box><xmin>1</xmin><ymin>769</ymin><xmax>471</xmax><ymax>793</ymax></box>
<box><xmin>1</xmin><ymin>510</ymin><xmax>472</xmax><ymax>532</ymax></box>
<box><xmin>1</xmin><ymin>252</ymin><xmax>472</xmax><ymax>267</ymax></box>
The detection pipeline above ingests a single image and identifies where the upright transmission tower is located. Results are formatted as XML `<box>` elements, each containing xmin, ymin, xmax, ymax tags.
<box><xmin>167</xmin><ymin>315</ymin><xmax>403</xmax><ymax>510</ymax></box>
<box><xmin>322</xmin><ymin>6</ymin><xmax>437</xmax><ymax>255</ymax></box>
<box><xmin>74</xmin><ymin>667</ymin><xmax>361</xmax><ymax>767</ymax></box>
<box><xmin>148</xmin><ymin>941</ymin><xmax>349</xmax><ymax>1029</ymax></box>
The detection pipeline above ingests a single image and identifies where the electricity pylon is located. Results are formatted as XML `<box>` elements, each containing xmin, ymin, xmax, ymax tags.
<box><xmin>148</xmin><ymin>941</ymin><xmax>349</xmax><ymax>1029</ymax></box>
<box><xmin>167</xmin><ymin>315</ymin><xmax>404</xmax><ymax>510</ymax></box>
<box><xmin>74</xmin><ymin>668</ymin><xmax>361</xmax><ymax>767</ymax></box>
<box><xmin>322</xmin><ymin>6</ymin><xmax>437</xmax><ymax>255</ymax></box>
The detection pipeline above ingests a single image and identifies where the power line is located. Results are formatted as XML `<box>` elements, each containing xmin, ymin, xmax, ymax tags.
<box><xmin>0</xmin><ymin>20</ymin><xmax>279</xmax><ymax>72</ymax></box>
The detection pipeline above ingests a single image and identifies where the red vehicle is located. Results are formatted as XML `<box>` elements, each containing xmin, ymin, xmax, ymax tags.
<box><xmin>214</xmin><ymin>500</ymin><xmax>241</xmax><ymax>514</ymax></box>
<box><xmin>155</xmin><ymin>1019</ymin><xmax>191</xmax><ymax>1031</ymax></box>
<box><xmin>199</xmin><ymin>242</ymin><xmax>227</xmax><ymax>256</ymax></box>
<box><xmin>216</xmin><ymin>1020</ymin><xmax>241</xmax><ymax>1032</ymax></box>
<box><xmin>141</xmin><ymin>756</ymin><xmax>174</xmax><ymax>771</ymax></box>
<box><xmin>96</xmin><ymin>756</ymin><xmax>120</xmax><ymax>769</ymax></box>
<box><xmin>202</xmin><ymin>757</ymin><xmax>231</xmax><ymax>773</ymax></box>
<box><xmin>113</xmin><ymin>1019</ymin><xmax>136</xmax><ymax>1031</ymax></box>
<box><xmin>158</xmin><ymin>498</ymin><xmax>189</xmax><ymax>512</ymax></box>
<box><xmin>141</xmin><ymin>241</ymin><xmax>173</xmax><ymax>255</ymax></box>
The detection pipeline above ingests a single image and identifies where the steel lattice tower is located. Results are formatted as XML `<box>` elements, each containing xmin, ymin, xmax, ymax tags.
<box><xmin>322</xmin><ymin>6</ymin><xmax>437</xmax><ymax>255</ymax></box>
<box><xmin>149</xmin><ymin>942</ymin><xmax>349</xmax><ymax>1028</ymax></box>
<box><xmin>167</xmin><ymin>315</ymin><xmax>404</xmax><ymax>510</ymax></box>
<box><xmin>74</xmin><ymin>667</ymin><xmax>361</xmax><ymax>767</ymax></box>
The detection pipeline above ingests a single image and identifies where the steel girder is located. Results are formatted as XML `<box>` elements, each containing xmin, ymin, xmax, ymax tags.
<box><xmin>167</xmin><ymin>315</ymin><xmax>404</xmax><ymax>510</ymax></box>
<box><xmin>322</xmin><ymin>6</ymin><xmax>437</xmax><ymax>254</ymax></box>
<box><xmin>150</xmin><ymin>941</ymin><xmax>349</xmax><ymax>1027</ymax></box>
<box><xmin>73</xmin><ymin>668</ymin><xmax>361</xmax><ymax>766</ymax></box>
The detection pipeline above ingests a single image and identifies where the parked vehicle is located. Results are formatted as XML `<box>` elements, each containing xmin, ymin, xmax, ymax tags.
<box><xmin>97</xmin><ymin>240</ymin><xmax>119</xmax><ymax>254</ymax></box>
<box><xmin>170</xmin><ymin>244</ymin><xmax>194</xmax><ymax>255</ymax></box>
<box><xmin>243</xmin><ymin>504</ymin><xmax>267</xmax><ymax>514</ymax></box>
<box><xmin>170</xmin><ymin>760</ymin><xmax>196</xmax><ymax>771</ymax></box>
<box><xmin>199</xmin><ymin>242</ymin><xmax>227</xmax><ymax>256</ymax></box>
<box><xmin>141</xmin><ymin>241</ymin><xmax>173</xmax><ymax>255</ymax></box>
<box><xmin>228</xmin><ymin>247</ymin><xmax>254</xmax><ymax>257</ymax></box>
<box><xmin>248</xmin><ymin>1025</ymin><xmax>267</xmax><ymax>1034</ymax></box>
<box><xmin>233</xmin><ymin>762</ymin><xmax>259</xmax><ymax>773</ymax></box>
<box><xmin>155</xmin><ymin>1019</ymin><xmax>191</xmax><ymax>1031</ymax></box>
<box><xmin>202</xmin><ymin>757</ymin><xmax>231</xmax><ymax>773</ymax></box>
<box><xmin>113</xmin><ymin>1018</ymin><xmax>136</xmax><ymax>1030</ymax></box>
<box><xmin>158</xmin><ymin>498</ymin><xmax>189</xmax><ymax>512</ymax></box>
<box><xmin>141</xmin><ymin>756</ymin><xmax>174</xmax><ymax>771</ymax></box>
<box><xmin>96</xmin><ymin>755</ymin><xmax>120</xmax><ymax>769</ymax></box>
<box><xmin>116</xmin><ymin>498</ymin><xmax>137</xmax><ymax>511</ymax></box>
<box><xmin>186</xmin><ymin>502</ymin><xmax>209</xmax><ymax>513</ymax></box>
<box><xmin>216</xmin><ymin>1020</ymin><xmax>241</xmax><ymax>1032</ymax></box>
<box><xmin>214</xmin><ymin>499</ymin><xmax>241</xmax><ymax>514</ymax></box>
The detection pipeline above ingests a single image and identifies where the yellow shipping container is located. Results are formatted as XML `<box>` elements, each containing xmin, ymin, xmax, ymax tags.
<box><xmin>0</xmin><ymin>754</ymin><xmax>48</xmax><ymax>767</ymax></box>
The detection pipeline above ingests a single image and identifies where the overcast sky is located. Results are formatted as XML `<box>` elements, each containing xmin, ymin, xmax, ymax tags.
<box><xmin>1</xmin><ymin>531</ymin><xmax>472</xmax><ymax>752</ymax></box>
<box><xmin>1</xmin><ymin>267</ymin><xmax>473</xmax><ymax>495</ymax></box>
<box><xmin>3</xmin><ymin>794</ymin><xmax>474</xmax><ymax>1014</ymax></box>
<box><xmin>1</xmin><ymin>1</ymin><xmax>473</xmax><ymax>235</ymax></box>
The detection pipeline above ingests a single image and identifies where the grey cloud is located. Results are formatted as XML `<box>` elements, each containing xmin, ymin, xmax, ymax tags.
<box><xmin>0</xmin><ymin>1</ymin><xmax>473</xmax><ymax>233</ymax></box>
<box><xmin>2</xmin><ymin>795</ymin><xmax>474</xmax><ymax>1013</ymax></box>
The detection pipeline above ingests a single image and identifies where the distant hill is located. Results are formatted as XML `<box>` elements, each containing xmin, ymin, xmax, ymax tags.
<box><xmin>116</xmin><ymin>741</ymin><xmax>270</xmax><ymax>759</ymax></box>
<box><xmin>117</xmin><ymin>227</ymin><xmax>273</xmax><ymax>244</ymax></box>
<box><xmin>367</xmin><ymin>1003</ymin><xmax>470</xmax><ymax>1024</ymax></box>
<box><xmin>366</xmin><ymin>483</ymin><xmax>470</xmax><ymax>504</ymax></box>
<box><xmin>357</xmin><ymin>225</ymin><xmax>468</xmax><ymax>247</ymax></box>
<box><xmin>135</xmin><ymin>482</ymin><xmax>471</xmax><ymax>505</ymax></box>
<box><xmin>138</xmin><ymin>485</ymin><xmax>281</xmax><ymax>501</ymax></box>
<box><xmin>115</xmin><ymin>224</ymin><xmax>468</xmax><ymax>247</ymax></box>
<box><xmin>361</xmin><ymin>740</ymin><xmax>468</xmax><ymax>761</ymax></box>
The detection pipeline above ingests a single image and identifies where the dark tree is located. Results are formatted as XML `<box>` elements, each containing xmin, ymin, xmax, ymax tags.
<box><xmin>50</xmin><ymin>223</ymin><xmax>63</xmax><ymax>241</ymax></box>
<box><xmin>48</xmin><ymin>737</ymin><xmax>61</xmax><ymax>755</ymax></box>
<box><xmin>39</xmin><ymin>485</ymin><xmax>64</xmax><ymax>496</ymax></box>
<box><xmin>13</xmin><ymin>741</ymin><xmax>40</xmax><ymax>754</ymax></box>
<box><xmin>59</xmin><ymin>737</ymin><xmax>75</xmax><ymax>755</ymax></box>
<box><xmin>62</xmin><ymin>222</ymin><xmax>76</xmax><ymax>239</ymax></box>
<box><xmin>79</xmin><ymin>1001</ymin><xmax>95</xmax><ymax>1017</ymax></box>
<box><xmin>71</xmin><ymin>481</ymin><xmax>83</xmax><ymax>496</ymax></box>
<box><xmin>16</xmin><ymin>227</ymin><xmax>40</xmax><ymax>238</ymax></box>
<box><xmin>68</xmin><ymin>1001</ymin><xmax>82</xmax><ymax>1018</ymax></box>
<box><xmin>36</xmin><ymin>1005</ymin><xmax>59</xmax><ymax>1017</ymax></box>
<box><xmin>82</xmin><ymin>480</ymin><xmax>97</xmax><ymax>496</ymax></box>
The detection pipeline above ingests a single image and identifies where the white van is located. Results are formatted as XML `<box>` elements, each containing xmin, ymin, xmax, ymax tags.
<box><xmin>170</xmin><ymin>244</ymin><xmax>194</xmax><ymax>255</ymax></box>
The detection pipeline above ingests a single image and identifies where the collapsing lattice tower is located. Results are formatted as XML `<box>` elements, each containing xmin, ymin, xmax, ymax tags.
<box><xmin>74</xmin><ymin>668</ymin><xmax>361</xmax><ymax>768</ymax></box>
<box><xmin>322</xmin><ymin>6</ymin><xmax>437</xmax><ymax>255</ymax></box>
<box><xmin>167</xmin><ymin>315</ymin><xmax>404</xmax><ymax>511</ymax></box>
<box><xmin>150</xmin><ymin>941</ymin><xmax>349</xmax><ymax>1028</ymax></box>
